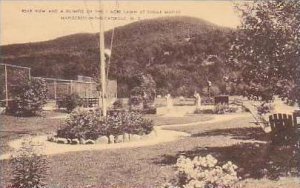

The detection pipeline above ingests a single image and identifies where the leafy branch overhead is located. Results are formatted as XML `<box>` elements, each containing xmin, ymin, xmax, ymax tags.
<box><xmin>230</xmin><ymin>0</ymin><xmax>300</xmax><ymax>104</ymax></box>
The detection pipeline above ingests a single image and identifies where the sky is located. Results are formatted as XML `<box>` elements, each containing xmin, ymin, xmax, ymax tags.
<box><xmin>0</xmin><ymin>0</ymin><xmax>242</xmax><ymax>45</ymax></box>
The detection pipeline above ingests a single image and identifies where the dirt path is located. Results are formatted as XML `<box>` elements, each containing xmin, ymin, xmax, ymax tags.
<box><xmin>0</xmin><ymin>113</ymin><xmax>251</xmax><ymax>160</ymax></box>
<box><xmin>0</xmin><ymin>129</ymin><xmax>190</xmax><ymax>160</ymax></box>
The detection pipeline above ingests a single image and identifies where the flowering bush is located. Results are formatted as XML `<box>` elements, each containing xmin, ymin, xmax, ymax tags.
<box><xmin>107</xmin><ymin>110</ymin><xmax>154</xmax><ymax>135</ymax></box>
<box><xmin>7</xmin><ymin>78</ymin><xmax>47</xmax><ymax>116</ymax></box>
<box><xmin>57</xmin><ymin>109</ymin><xmax>104</xmax><ymax>140</ymax></box>
<box><xmin>214</xmin><ymin>104</ymin><xmax>239</xmax><ymax>114</ymax></box>
<box><xmin>56</xmin><ymin>109</ymin><xmax>154</xmax><ymax>141</ymax></box>
<box><xmin>163</xmin><ymin>155</ymin><xmax>239</xmax><ymax>188</ymax></box>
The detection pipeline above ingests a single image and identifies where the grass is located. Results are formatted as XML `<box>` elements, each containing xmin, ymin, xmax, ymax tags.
<box><xmin>0</xmin><ymin>111</ymin><xmax>64</xmax><ymax>154</ymax></box>
<box><xmin>0</xmin><ymin>111</ymin><xmax>299</xmax><ymax>187</ymax></box>
<box><xmin>145</xmin><ymin>114</ymin><xmax>213</xmax><ymax>126</ymax></box>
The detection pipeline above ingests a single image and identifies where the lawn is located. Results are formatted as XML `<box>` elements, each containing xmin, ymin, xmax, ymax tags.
<box><xmin>0</xmin><ymin>112</ymin><xmax>299</xmax><ymax>187</ymax></box>
<box><xmin>0</xmin><ymin>111</ymin><xmax>64</xmax><ymax>154</ymax></box>
<box><xmin>145</xmin><ymin>114</ymin><xmax>213</xmax><ymax>126</ymax></box>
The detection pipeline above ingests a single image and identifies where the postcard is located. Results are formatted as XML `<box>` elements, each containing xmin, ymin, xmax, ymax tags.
<box><xmin>1</xmin><ymin>0</ymin><xmax>299</xmax><ymax>188</ymax></box>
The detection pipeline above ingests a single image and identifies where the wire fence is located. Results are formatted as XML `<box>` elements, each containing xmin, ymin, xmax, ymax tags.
<box><xmin>0</xmin><ymin>63</ymin><xmax>31</xmax><ymax>107</ymax></box>
<box><xmin>39</xmin><ymin>78</ymin><xmax>117</xmax><ymax>100</ymax></box>
<box><xmin>0</xmin><ymin>63</ymin><xmax>117</xmax><ymax>107</ymax></box>
<box><xmin>38</xmin><ymin>77</ymin><xmax>99</xmax><ymax>100</ymax></box>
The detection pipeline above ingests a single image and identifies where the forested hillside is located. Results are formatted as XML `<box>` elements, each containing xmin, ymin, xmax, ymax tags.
<box><xmin>1</xmin><ymin>16</ymin><xmax>234</xmax><ymax>97</ymax></box>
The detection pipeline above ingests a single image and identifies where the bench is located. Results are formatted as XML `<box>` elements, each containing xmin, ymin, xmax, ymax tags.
<box><xmin>80</xmin><ymin>98</ymin><xmax>99</xmax><ymax>108</ymax></box>
<box><xmin>269</xmin><ymin>113</ymin><xmax>298</xmax><ymax>144</ymax></box>
<box><xmin>56</xmin><ymin>97</ymin><xmax>99</xmax><ymax>109</ymax></box>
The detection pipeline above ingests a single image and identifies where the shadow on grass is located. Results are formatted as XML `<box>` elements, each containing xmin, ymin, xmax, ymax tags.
<box><xmin>192</xmin><ymin>127</ymin><xmax>270</xmax><ymax>142</ymax></box>
<box><xmin>154</xmin><ymin>142</ymin><xmax>300</xmax><ymax>180</ymax></box>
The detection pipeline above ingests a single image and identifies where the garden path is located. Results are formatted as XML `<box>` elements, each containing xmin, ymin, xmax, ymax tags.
<box><xmin>0</xmin><ymin>113</ymin><xmax>250</xmax><ymax>160</ymax></box>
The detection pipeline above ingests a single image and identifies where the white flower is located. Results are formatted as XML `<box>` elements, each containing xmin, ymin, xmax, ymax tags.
<box><xmin>170</xmin><ymin>154</ymin><xmax>239</xmax><ymax>188</ymax></box>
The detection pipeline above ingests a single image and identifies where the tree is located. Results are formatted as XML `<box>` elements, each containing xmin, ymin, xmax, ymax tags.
<box><xmin>129</xmin><ymin>73</ymin><xmax>156</xmax><ymax>109</ymax></box>
<box><xmin>7</xmin><ymin>78</ymin><xmax>47</xmax><ymax>116</ymax></box>
<box><xmin>230</xmin><ymin>0</ymin><xmax>300</xmax><ymax>104</ymax></box>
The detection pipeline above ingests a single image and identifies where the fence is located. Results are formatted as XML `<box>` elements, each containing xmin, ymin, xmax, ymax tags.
<box><xmin>37</xmin><ymin>77</ymin><xmax>118</xmax><ymax>101</ymax></box>
<box><xmin>39</xmin><ymin>77</ymin><xmax>99</xmax><ymax>100</ymax></box>
<box><xmin>0</xmin><ymin>63</ymin><xmax>117</xmax><ymax>107</ymax></box>
<box><xmin>0</xmin><ymin>63</ymin><xmax>31</xmax><ymax>107</ymax></box>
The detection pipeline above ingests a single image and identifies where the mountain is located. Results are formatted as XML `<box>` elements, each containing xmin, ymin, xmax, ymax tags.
<box><xmin>0</xmin><ymin>16</ymin><xmax>234</xmax><ymax>97</ymax></box>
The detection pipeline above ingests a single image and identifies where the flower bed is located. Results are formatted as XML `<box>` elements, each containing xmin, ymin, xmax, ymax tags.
<box><xmin>163</xmin><ymin>155</ymin><xmax>240</xmax><ymax>188</ymax></box>
<box><xmin>194</xmin><ymin>104</ymin><xmax>240</xmax><ymax>114</ymax></box>
<box><xmin>48</xmin><ymin>109</ymin><xmax>155</xmax><ymax>144</ymax></box>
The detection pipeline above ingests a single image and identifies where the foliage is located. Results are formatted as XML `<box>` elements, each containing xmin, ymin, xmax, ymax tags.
<box><xmin>214</xmin><ymin>104</ymin><xmax>238</xmax><ymax>114</ymax></box>
<box><xmin>0</xmin><ymin>66</ymin><xmax>5</xmax><ymax>101</ymax></box>
<box><xmin>56</xmin><ymin>109</ymin><xmax>154</xmax><ymax>141</ymax></box>
<box><xmin>163</xmin><ymin>155</ymin><xmax>239</xmax><ymax>188</ymax></box>
<box><xmin>140</xmin><ymin>118</ymin><xmax>155</xmax><ymax>134</ymax></box>
<box><xmin>257</xmin><ymin>103</ymin><xmax>274</xmax><ymax>115</ymax></box>
<box><xmin>129</xmin><ymin>95</ymin><xmax>144</xmax><ymax>110</ymax></box>
<box><xmin>156</xmin><ymin>88</ymin><xmax>169</xmax><ymax>97</ymax></box>
<box><xmin>129</xmin><ymin>73</ymin><xmax>156</xmax><ymax>108</ymax></box>
<box><xmin>230</xmin><ymin>1</ymin><xmax>300</xmax><ymax>104</ymax></box>
<box><xmin>201</xmin><ymin>97</ymin><xmax>214</xmax><ymax>105</ymax></box>
<box><xmin>57</xmin><ymin>109</ymin><xmax>103</xmax><ymax>140</ymax></box>
<box><xmin>142</xmin><ymin>105</ymin><xmax>157</xmax><ymax>114</ymax></box>
<box><xmin>202</xmin><ymin>86</ymin><xmax>221</xmax><ymax>97</ymax></box>
<box><xmin>1</xmin><ymin>17</ymin><xmax>233</xmax><ymax>98</ymax></box>
<box><xmin>109</xmin><ymin>110</ymin><xmax>154</xmax><ymax>135</ymax></box>
<box><xmin>59</xmin><ymin>93</ymin><xmax>81</xmax><ymax>113</ymax></box>
<box><xmin>7</xmin><ymin>78</ymin><xmax>47</xmax><ymax>116</ymax></box>
<box><xmin>9</xmin><ymin>139</ymin><xmax>48</xmax><ymax>188</ymax></box>
<box><xmin>194</xmin><ymin>104</ymin><xmax>238</xmax><ymax>115</ymax></box>
<box><xmin>112</xmin><ymin>99</ymin><xmax>123</xmax><ymax>109</ymax></box>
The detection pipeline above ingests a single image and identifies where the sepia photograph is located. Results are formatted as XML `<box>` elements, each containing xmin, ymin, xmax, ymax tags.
<box><xmin>0</xmin><ymin>0</ymin><xmax>299</xmax><ymax>187</ymax></box>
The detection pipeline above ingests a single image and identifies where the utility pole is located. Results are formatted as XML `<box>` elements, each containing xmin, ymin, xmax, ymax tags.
<box><xmin>99</xmin><ymin>0</ymin><xmax>107</xmax><ymax>117</ymax></box>
<box><xmin>4</xmin><ymin>64</ymin><xmax>8</xmax><ymax>107</ymax></box>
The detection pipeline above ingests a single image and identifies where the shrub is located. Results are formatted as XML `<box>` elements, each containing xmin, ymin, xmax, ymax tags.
<box><xmin>112</xmin><ymin>99</ymin><xmax>123</xmax><ymax>109</ymax></box>
<box><xmin>140</xmin><ymin>118</ymin><xmax>154</xmax><ymax>134</ymax></box>
<box><xmin>106</xmin><ymin>111</ymin><xmax>125</xmax><ymax>136</ymax></box>
<box><xmin>201</xmin><ymin>97</ymin><xmax>214</xmax><ymax>105</ymax></box>
<box><xmin>9</xmin><ymin>139</ymin><xmax>48</xmax><ymax>188</ymax></box>
<box><xmin>129</xmin><ymin>95</ymin><xmax>144</xmax><ymax>111</ymax></box>
<box><xmin>57</xmin><ymin>108</ymin><xmax>103</xmax><ymax>140</ymax></box>
<box><xmin>56</xmin><ymin>109</ymin><xmax>154</xmax><ymax>141</ymax></box>
<box><xmin>60</xmin><ymin>93</ymin><xmax>81</xmax><ymax>113</ymax></box>
<box><xmin>214</xmin><ymin>104</ymin><xmax>238</xmax><ymax>114</ymax></box>
<box><xmin>7</xmin><ymin>78</ymin><xmax>47</xmax><ymax>116</ymax></box>
<box><xmin>163</xmin><ymin>155</ymin><xmax>239</xmax><ymax>188</ymax></box>
<box><xmin>143</xmin><ymin>106</ymin><xmax>157</xmax><ymax>114</ymax></box>
<box><xmin>142</xmin><ymin>102</ymin><xmax>157</xmax><ymax>114</ymax></box>
<box><xmin>257</xmin><ymin>103</ymin><xmax>274</xmax><ymax>115</ymax></box>
<box><xmin>117</xmin><ymin>111</ymin><xmax>153</xmax><ymax>135</ymax></box>
<box><xmin>202</xmin><ymin>86</ymin><xmax>221</xmax><ymax>96</ymax></box>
